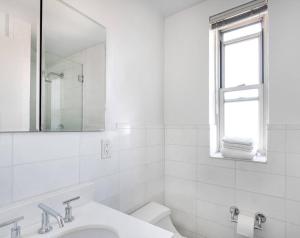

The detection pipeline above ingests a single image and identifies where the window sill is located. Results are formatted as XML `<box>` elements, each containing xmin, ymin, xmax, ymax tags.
<box><xmin>210</xmin><ymin>152</ymin><xmax>267</xmax><ymax>164</ymax></box>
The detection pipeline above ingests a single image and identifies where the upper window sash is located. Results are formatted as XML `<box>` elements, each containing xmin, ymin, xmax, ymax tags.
<box><xmin>219</xmin><ymin>21</ymin><xmax>264</xmax><ymax>90</ymax></box>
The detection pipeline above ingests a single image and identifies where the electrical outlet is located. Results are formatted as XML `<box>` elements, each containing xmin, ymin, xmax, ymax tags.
<box><xmin>101</xmin><ymin>139</ymin><xmax>112</xmax><ymax>159</ymax></box>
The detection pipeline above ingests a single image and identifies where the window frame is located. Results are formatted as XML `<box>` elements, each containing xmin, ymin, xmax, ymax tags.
<box><xmin>215</xmin><ymin>17</ymin><xmax>267</xmax><ymax>154</ymax></box>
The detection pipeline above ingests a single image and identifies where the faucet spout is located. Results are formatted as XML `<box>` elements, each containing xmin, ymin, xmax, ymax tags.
<box><xmin>56</xmin><ymin>216</ymin><xmax>65</xmax><ymax>228</ymax></box>
<box><xmin>38</xmin><ymin>203</ymin><xmax>64</xmax><ymax>234</ymax></box>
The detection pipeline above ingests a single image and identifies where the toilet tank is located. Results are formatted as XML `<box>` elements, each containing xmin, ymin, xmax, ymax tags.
<box><xmin>131</xmin><ymin>202</ymin><xmax>171</xmax><ymax>224</ymax></box>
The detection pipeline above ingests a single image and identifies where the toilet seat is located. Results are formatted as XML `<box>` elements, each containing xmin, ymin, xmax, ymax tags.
<box><xmin>131</xmin><ymin>202</ymin><xmax>186</xmax><ymax>238</ymax></box>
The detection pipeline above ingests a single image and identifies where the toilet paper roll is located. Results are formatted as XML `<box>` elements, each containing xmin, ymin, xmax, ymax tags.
<box><xmin>237</xmin><ymin>214</ymin><xmax>255</xmax><ymax>238</ymax></box>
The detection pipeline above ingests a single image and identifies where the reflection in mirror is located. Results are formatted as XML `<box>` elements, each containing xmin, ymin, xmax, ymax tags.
<box><xmin>42</xmin><ymin>0</ymin><xmax>106</xmax><ymax>131</ymax></box>
<box><xmin>0</xmin><ymin>0</ymin><xmax>40</xmax><ymax>132</ymax></box>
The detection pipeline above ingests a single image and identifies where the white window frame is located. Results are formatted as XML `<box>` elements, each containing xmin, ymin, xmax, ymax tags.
<box><xmin>213</xmin><ymin>15</ymin><xmax>268</xmax><ymax>156</ymax></box>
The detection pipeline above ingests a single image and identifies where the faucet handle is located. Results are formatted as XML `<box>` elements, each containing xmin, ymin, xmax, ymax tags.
<box><xmin>62</xmin><ymin>196</ymin><xmax>80</xmax><ymax>223</ymax></box>
<box><xmin>63</xmin><ymin>196</ymin><xmax>80</xmax><ymax>206</ymax></box>
<box><xmin>0</xmin><ymin>216</ymin><xmax>24</xmax><ymax>238</ymax></box>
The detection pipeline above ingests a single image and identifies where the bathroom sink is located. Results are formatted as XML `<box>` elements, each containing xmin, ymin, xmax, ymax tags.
<box><xmin>58</xmin><ymin>226</ymin><xmax>119</xmax><ymax>238</ymax></box>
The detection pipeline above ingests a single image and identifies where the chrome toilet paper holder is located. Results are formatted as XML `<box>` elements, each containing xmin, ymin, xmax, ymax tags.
<box><xmin>230</xmin><ymin>206</ymin><xmax>267</xmax><ymax>230</ymax></box>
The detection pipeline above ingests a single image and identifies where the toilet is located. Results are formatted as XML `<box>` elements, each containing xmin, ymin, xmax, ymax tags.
<box><xmin>131</xmin><ymin>202</ymin><xmax>186</xmax><ymax>238</ymax></box>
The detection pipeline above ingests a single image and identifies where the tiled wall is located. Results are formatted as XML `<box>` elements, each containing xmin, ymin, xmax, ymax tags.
<box><xmin>0</xmin><ymin>125</ymin><xmax>164</xmax><ymax>214</ymax></box>
<box><xmin>165</xmin><ymin>124</ymin><xmax>300</xmax><ymax>238</ymax></box>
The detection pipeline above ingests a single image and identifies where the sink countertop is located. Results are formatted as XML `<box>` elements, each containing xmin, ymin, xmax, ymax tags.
<box><xmin>21</xmin><ymin>202</ymin><xmax>174</xmax><ymax>238</ymax></box>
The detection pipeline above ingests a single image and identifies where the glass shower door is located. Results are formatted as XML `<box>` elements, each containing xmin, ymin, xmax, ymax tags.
<box><xmin>42</xmin><ymin>54</ymin><xmax>83</xmax><ymax>131</ymax></box>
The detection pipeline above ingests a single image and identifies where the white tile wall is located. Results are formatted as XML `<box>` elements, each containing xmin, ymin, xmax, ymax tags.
<box><xmin>0</xmin><ymin>134</ymin><xmax>12</xmax><ymax>168</ymax></box>
<box><xmin>2</xmin><ymin>122</ymin><xmax>300</xmax><ymax>238</ymax></box>
<box><xmin>0</xmin><ymin>125</ymin><xmax>165</xmax><ymax>216</ymax></box>
<box><xmin>13</xmin><ymin>158</ymin><xmax>79</xmax><ymax>201</ymax></box>
<box><xmin>165</xmin><ymin>125</ymin><xmax>300</xmax><ymax>238</ymax></box>
<box><xmin>13</xmin><ymin>133</ymin><xmax>80</xmax><ymax>164</ymax></box>
<box><xmin>0</xmin><ymin>168</ymin><xmax>12</xmax><ymax>206</ymax></box>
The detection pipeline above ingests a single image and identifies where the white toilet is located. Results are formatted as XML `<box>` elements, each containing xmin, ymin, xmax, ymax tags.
<box><xmin>131</xmin><ymin>202</ymin><xmax>186</xmax><ymax>238</ymax></box>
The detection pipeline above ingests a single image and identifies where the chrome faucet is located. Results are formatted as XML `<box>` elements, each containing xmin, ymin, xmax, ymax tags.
<box><xmin>38</xmin><ymin>203</ymin><xmax>64</xmax><ymax>234</ymax></box>
<box><xmin>0</xmin><ymin>216</ymin><xmax>24</xmax><ymax>238</ymax></box>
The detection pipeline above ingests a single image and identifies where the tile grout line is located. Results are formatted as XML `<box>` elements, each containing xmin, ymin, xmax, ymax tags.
<box><xmin>284</xmin><ymin>124</ymin><xmax>288</xmax><ymax>238</ymax></box>
<box><xmin>10</xmin><ymin>133</ymin><xmax>14</xmax><ymax>203</ymax></box>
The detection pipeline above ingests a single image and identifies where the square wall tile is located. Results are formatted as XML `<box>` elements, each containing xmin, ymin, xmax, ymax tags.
<box><xmin>287</xmin><ymin>177</ymin><xmax>300</xmax><ymax>201</ymax></box>
<box><xmin>13</xmin><ymin>133</ymin><xmax>80</xmax><ymax>164</ymax></box>
<box><xmin>147</xmin><ymin>128</ymin><xmax>164</xmax><ymax>146</ymax></box>
<box><xmin>197</xmin><ymin>182</ymin><xmax>235</xmax><ymax>207</ymax></box>
<box><xmin>196</xmin><ymin>200</ymin><xmax>231</xmax><ymax>227</ymax></box>
<box><xmin>118</xmin><ymin>128</ymin><xmax>146</xmax><ymax>150</ymax></box>
<box><xmin>147</xmin><ymin>146</ymin><xmax>163</xmax><ymax>163</ymax></box>
<box><xmin>197</xmin><ymin>165</ymin><xmax>235</xmax><ymax>188</ymax></box>
<box><xmin>165</xmin><ymin>176</ymin><xmax>196</xmax><ymax>214</ymax></box>
<box><xmin>79</xmin><ymin>132</ymin><xmax>102</xmax><ymax>155</ymax></box>
<box><xmin>287</xmin><ymin>223</ymin><xmax>300</xmax><ymax>238</ymax></box>
<box><xmin>146</xmin><ymin>162</ymin><xmax>163</xmax><ymax>181</ymax></box>
<box><xmin>165</xmin><ymin>145</ymin><xmax>197</xmax><ymax>164</ymax></box>
<box><xmin>95</xmin><ymin>174</ymin><xmax>120</xmax><ymax>202</ymax></box>
<box><xmin>0</xmin><ymin>134</ymin><xmax>12</xmax><ymax>167</ymax></box>
<box><xmin>287</xmin><ymin>200</ymin><xmax>300</xmax><ymax>225</ymax></box>
<box><xmin>13</xmin><ymin>158</ymin><xmax>79</xmax><ymax>201</ymax></box>
<box><xmin>146</xmin><ymin>178</ymin><xmax>164</xmax><ymax>202</ymax></box>
<box><xmin>267</xmin><ymin>129</ymin><xmax>285</xmax><ymax>152</ymax></box>
<box><xmin>79</xmin><ymin>154</ymin><xmax>119</xmax><ymax>183</ymax></box>
<box><xmin>165</xmin><ymin>161</ymin><xmax>196</xmax><ymax>180</ymax></box>
<box><xmin>165</xmin><ymin>128</ymin><xmax>197</xmax><ymax>146</ymax></box>
<box><xmin>236</xmin><ymin>170</ymin><xmax>285</xmax><ymax>197</ymax></box>
<box><xmin>166</xmin><ymin>176</ymin><xmax>196</xmax><ymax>198</ymax></box>
<box><xmin>119</xmin><ymin>148</ymin><xmax>146</xmax><ymax>170</ymax></box>
<box><xmin>287</xmin><ymin>153</ymin><xmax>300</xmax><ymax>177</ymax></box>
<box><xmin>197</xmin><ymin>127</ymin><xmax>210</xmax><ymax>146</ymax></box>
<box><xmin>0</xmin><ymin>167</ymin><xmax>12</xmax><ymax>206</ymax></box>
<box><xmin>120</xmin><ymin>165</ymin><xmax>147</xmax><ymax>191</ymax></box>
<box><xmin>287</xmin><ymin>130</ymin><xmax>300</xmax><ymax>154</ymax></box>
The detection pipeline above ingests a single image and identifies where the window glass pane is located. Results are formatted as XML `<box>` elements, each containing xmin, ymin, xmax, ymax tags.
<box><xmin>224</xmin><ymin>89</ymin><xmax>259</xmax><ymax>100</ymax></box>
<box><xmin>224</xmin><ymin>100</ymin><xmax>259</xmax><ymax>146</ymax></box>
<box><xmin>223</xmin><ymin>22</ymin><xmax>262</xmax><ymax>42</ymax></box>
<box><xmin>224</xmin><ymin>38</ymin><xmax>260</xmax><ymax>88</ymax></box>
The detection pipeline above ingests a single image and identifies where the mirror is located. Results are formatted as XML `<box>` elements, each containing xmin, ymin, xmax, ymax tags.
<box><xmin>0</xmin><ymin>0</ymin><xmax>40</xmax><ymax>132</ymax></box>
<box><xmin>41</xmin><ymin>0</ymin><xmax>106</xmax><ymax>131</ymax></box>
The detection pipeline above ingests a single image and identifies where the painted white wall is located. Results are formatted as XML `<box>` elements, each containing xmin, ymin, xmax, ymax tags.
<box><xmin>268</xmin><ymin>0</ymin><xmax>300</xmax><ymax>124</ymax></box>
<box><xmin>64</xmin><ymin>0</ymin><xmax>164</xmax><ymax>127</ymax></box>
<box><xmin>0</xmin><ymin>0</ymin><xmax>165</xmax><ymax>214</ymax></box>
<box><xmin>165</xmin><ymin>0</ymin><xmax>300</xmax><ymax>126</ymax></box>
<box><xmin>164</xmin><ymin>0</ymin><xmax>249</xmax><ymax>125</ymax></box>
<box><xmin>164</xmin><ymin>0</ymin><xmax>300</xmax><ymax>237</ymax></box>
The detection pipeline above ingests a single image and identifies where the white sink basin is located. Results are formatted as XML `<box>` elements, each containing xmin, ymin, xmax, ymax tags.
<box><xmin>58</xmin><ymin>226</ymin><xmax>119</xmax><ymax>238</ymax></box>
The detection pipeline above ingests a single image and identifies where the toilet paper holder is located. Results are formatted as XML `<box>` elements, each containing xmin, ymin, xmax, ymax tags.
<box><xmin>230</xmin><ymin>206</ymin><xmax>267</xmax><ymax>230</ymax></box>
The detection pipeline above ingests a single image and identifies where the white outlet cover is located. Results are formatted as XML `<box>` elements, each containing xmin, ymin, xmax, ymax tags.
<box><xmin>101</xmin><ymin>139</ymin><xmax>112</xmax><ymax>159</ymax></box>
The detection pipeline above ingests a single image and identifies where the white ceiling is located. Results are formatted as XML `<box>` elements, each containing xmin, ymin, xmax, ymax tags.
<box><xmin>146</xmin><ymin>0</ymin><xmax>207</xmax><ymax>16</ymax></box>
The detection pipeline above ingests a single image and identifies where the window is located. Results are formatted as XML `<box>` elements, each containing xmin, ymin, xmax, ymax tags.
<box><xmin>209</xmin><ymin>0</ymin><xmax>268</xmax><ymax>160</ymax></box>
<box><xmin>219</xmin><ymin>20</ymin><xmax>265</xmax><ymax>151</ymax></box>
<box><xmin>209</xmin><ymin>13</ymin><xmax>268</xmax><ymax>158</ymax></box>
